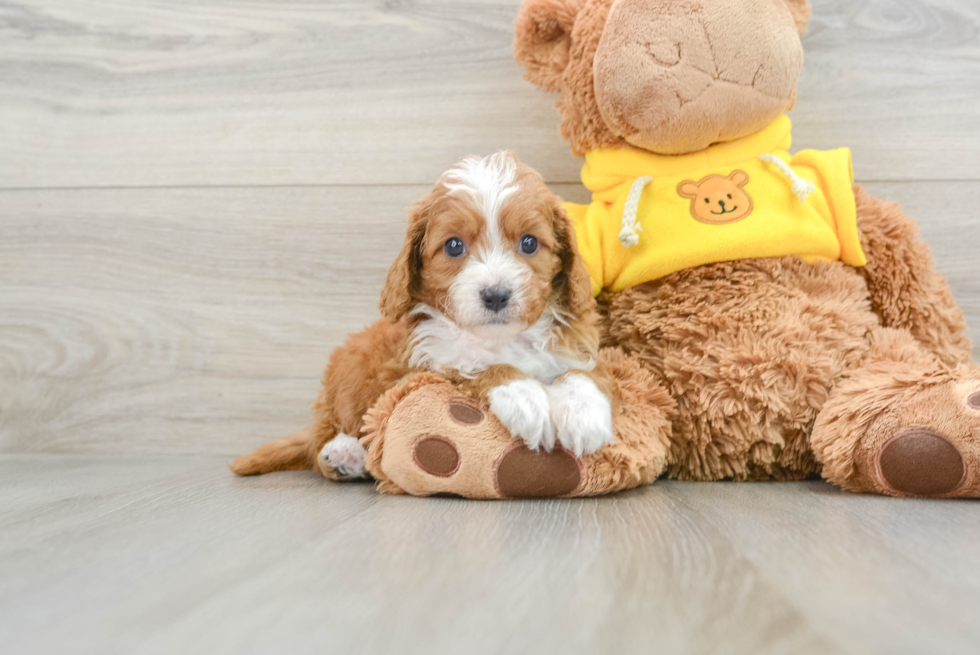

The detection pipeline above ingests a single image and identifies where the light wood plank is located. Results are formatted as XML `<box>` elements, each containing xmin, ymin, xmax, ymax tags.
<box><xmin>0</xmin><ymin>0</ymin><xmax>576</xmax><ymax>188</ymax></box>
<box><xmin>1</xmin><ymin>0</ymin><xmax>979</xmax><ymax>188</ymax></box>
<box><xmin>0</xmin><ymin>456</ymin><xmax>836</xmax><ymax>654</ymax></box>
<box><xmin>669</xmin><ymin>481</ymin><xmax>980</xmax><ymax>655</ymax></box>
<box><xmin>0</xmin><ymin>185</ymin><xmax>417</xmax><ymax>455</ymax></box>
<box><xmin>4</xmin><ymin>455</ymin><xmax>980</xmax><ymax>654</ymax></box>
<box><xmin>794</xmin><ymin>0</ymin><xmax>980</xmax><ymax>180</ymax></box>
<box><xmin>2</xmin><ymin>181</ymin><xmax>977</xmax><ymax>456</ymax></box>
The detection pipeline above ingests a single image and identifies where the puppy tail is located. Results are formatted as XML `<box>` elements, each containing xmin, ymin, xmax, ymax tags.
<box><xmin>230</xmin><ymin>428</ymin><xmax>316</xmax><ymax>476</ymax></box>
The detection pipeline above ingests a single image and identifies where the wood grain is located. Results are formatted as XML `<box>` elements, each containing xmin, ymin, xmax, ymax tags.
<box><xmin>3</xmin><ymin>1</ymin><xmax>980</xmax><ymax>650</ymax></box>
<box><xmin>2</xmin><ymin>181</ymin><xmax>976</xmax><ymax>456</ymax></box>
<box><xmin>0</xmin><ymin>185</ymin><xmax>415</xmax><ymax>454</ymax></box>
<box><xmin>794</xmin><ymin>0</ymin><xmax>980</xmax><ymax>180</ymax></box>
<box><xmin>3</xmin><ymin>455</ymin><xmax>979</xmax><ymax>654</ymax></box>
<box><xmin>1</xmin><ymin>0</ymin><xmax>979</xmax><ymax>188</ymax></box>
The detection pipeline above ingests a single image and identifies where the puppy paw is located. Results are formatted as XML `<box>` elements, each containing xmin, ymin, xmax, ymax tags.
<box><xmin>548</xmin><ymin>375</ymin><xmax>614</xmax><ymax>456</ymax></box>
<box><xmin>319</xmin><ymin>433</ymin><xmax>368</xmax><ymax>479</ymax></box>
<box><xmin>489</xmin><ymin>379</ymin><xmax>556</xmax><ymax>452</ymax></box>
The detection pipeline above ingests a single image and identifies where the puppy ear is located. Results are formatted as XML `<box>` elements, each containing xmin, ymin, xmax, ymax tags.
<box><xmin>780</xmin><ymin>0</ymin><xmax>812</xmax><ymax>34</ymax></box>
<box><xmin>513</xmin><ymin>0</ymin><xmax>584</xmax><ymax>93</ymax></box>
<box><xmin>379</xmin><ymin>199</ymin><xmax>429</xmax><ymax>322</ymax></box>
<box><xmin>677</xmin><ymin>181</ymin><xmax>699</xmax><ymax>199</ymax></box>
<box><xmin>729</xmin><ymin>170</ymin><xmax>749</xmax><ymax>187</ymax></box>
<box><xmin>551</xmin><ymin>205</ymin><xmax>595</xmax><ymax>319</ymax></box>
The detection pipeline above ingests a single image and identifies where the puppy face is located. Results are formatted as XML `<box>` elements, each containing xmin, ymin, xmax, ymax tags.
<box><xmin>380</xmin><ymin>152</ymin><xmax>593</xmax><ymax>338</ymax></box>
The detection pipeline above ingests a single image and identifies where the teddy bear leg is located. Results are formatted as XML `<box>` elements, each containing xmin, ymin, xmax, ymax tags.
<box><xmin>360</xmin><ymin>349</ymin><xmax>675</xmax><ymax>499</ymax></box>
<box><xmin>812</xmin><ymin>327</ymin><xmax>980</xmax><ymax>498</ymax></box>
<box><xmin>366</xmin><ymin>382</ymin><xmax>585</xmax><ymax>498</ymax></box>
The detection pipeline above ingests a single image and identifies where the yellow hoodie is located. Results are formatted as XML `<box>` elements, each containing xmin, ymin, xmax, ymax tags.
<box><xmin>563</xmin><ymin>115</ymin><xmax>867</xmax><ymax>295</ymax></box>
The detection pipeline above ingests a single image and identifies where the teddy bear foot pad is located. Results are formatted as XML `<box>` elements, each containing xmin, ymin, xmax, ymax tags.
<box><xmin>413</xmin><ymin>433</ymin><xmax>582</xmax><ymax>498</ymax></box>
<box><xmin>877</xmin><ymin>428</ymin><xmax>967</xmax><ymax>497</ymax></box>
<box><xmin>373</xmin><ymin>386</ymin><xmax>586</xmax><ymax>499</ymax></box>
<box><xmin>840</xmin><ymin>378</ymin><xmax>980</xmax><ymax>498</ymax></box>
<box><xmin>493</xmin><ymin>444</ymin><xmax>581</xmax><ymax>498</ymax></box>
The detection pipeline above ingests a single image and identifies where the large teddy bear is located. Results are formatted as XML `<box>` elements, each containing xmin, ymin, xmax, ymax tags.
<box><xmin>329</xmin><ymin>0</ymin><xmax>980</xmax><ymax>499</ymax></box>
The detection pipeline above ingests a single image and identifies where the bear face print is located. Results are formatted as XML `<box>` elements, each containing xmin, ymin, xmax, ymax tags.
<box><xmin>677</xmin><ymin>171</ymin><xmax>754</xmax><ymax>225</ymax></box>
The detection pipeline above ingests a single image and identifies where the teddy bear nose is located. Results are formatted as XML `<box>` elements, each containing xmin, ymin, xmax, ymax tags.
<box><xmin>718</xmin><ymin>199</ymin><xmax>727</xmax><ymax>209</ymax></box>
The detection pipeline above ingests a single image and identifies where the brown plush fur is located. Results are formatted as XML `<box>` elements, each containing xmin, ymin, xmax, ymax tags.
<box><xmin>361</xmin><ymin>348</ymin><xmax>675</xmax><ymax>498</ymax></box>
<box><xmin>506</xmin><ymin>0</ymin><xmax>980</xmax><ymax>498</ymax></box>
<box><xmin>590</xmin><ymin>191</ymin><xmax>977</xmax><ymax>494</ymax></box>
<box><xmin>782</xmin><ymin>0</ymin><xmax>813</xmax><ymax>33</ymax></box>
<box><xmin>574</xmin><ymin>348</ymin><xmax>675</xmax><ymax>494</ymax></box>
<box><xmin>361</xmin><ymin>371</ymin><xmax>450</xmax><ymax>495</ymax></box>
<box><xmin>512</xmin><ymin>0</ymin><xmax>585</xmax><ymax>94</ymax></box>
<box><xmin>588</xmin><ymin>185</ymin><xmax>973</xmax><ymax>485</ymax></box>
<box><xmin>517</xmin><ymin>0</ymin><xmax>623</xmax><ymax>156</ymax></box>
<box><xmin>811</xmin><ymin>329</ymin><xmax>980</xmax><ymax>497</ymax></box>
<box><xmin>515</xmin><ymin>0</ymin><xmax>809</xmax><ymax>156</ymax></box>
<box><xmin>592</xmin><ymin>0</ymin><xmax>803</xmax><ymax>154</ymax></box>
<box><xmin>600</xmin><ymin>256</ymin><xmax>873</xmax><ymax>481</ymax></box>
<box><xmin>854</xmin><ymin>185</ymin><xmax>972</xmax><ymax>367</ymax></box>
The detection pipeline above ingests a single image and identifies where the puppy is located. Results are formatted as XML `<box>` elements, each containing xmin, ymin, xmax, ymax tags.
<box><xmin>232</xmin><ymin>151</ymin><xmax>615</xmax><ymax>480</ymax></box>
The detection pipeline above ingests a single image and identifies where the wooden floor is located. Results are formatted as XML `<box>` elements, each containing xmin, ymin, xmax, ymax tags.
<box><xmin>2</xmin><ymin>0</ymin><xmax>980</xmax><ymax>652</ymax></box>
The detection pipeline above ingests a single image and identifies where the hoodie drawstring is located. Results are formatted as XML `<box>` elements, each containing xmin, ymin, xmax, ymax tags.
<box><xmin>759</xmin><ymin>154</ymin><xmax>816</xmax><ymax>203</ymax></box>
<box><xmin>619</xmin><ymin>175</ymin><xmax>653</xmax><ymax>248</ymax></box>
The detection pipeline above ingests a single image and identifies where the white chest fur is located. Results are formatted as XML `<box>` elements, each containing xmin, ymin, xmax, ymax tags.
<box><xmin>408</xmin><ymin>305</ymin><xmax>593</xmax><ymax>383</ymax></box>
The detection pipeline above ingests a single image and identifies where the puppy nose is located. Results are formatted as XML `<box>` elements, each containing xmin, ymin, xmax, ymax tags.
<box><xmin>480</xmin><ymin>287</ymin><xmax>511</xmax><ymax>313</ymax></box>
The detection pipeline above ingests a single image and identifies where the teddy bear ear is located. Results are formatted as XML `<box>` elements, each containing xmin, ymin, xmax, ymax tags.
<box><xmin>780</xmin><ymin>0</ymin><xmax>813</xmax><ymax>34</ymax></box>
<box><xmin>729</xmin><ymin>170</ymin><xmax>750</xmax><ymax>187</ymax></box>
<box><xmin>513</xmin><ymin>0</ymin><xmax>585</xmax><ymax>92</ymax></box>
<box><xmin>677</xmin><ymin>181</ymin><xmax>699</xmax><ymax>199</ymax></box>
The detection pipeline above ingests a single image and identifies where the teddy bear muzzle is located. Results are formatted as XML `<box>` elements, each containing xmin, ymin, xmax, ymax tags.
<box><xmin>592</xmin><ymin>0</ymin><xmax>804</xmax><ymax>154</ymax></box>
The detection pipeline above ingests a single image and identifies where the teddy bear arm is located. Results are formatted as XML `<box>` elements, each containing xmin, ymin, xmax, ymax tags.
<box><xmin>855</xmin><ymin>185</ymin><xmax>972</xmax><ymax>367</ymax></box>
<box><xmin>361</xmin><ymin>349</ymin><xmax>673</xmax><ymax>499</ymax></box>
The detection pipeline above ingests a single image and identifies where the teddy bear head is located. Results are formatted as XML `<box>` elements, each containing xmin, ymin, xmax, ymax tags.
<box><xmin>514</xmin><ymin>0</ymin><xmax>811</xmax><ymax>156</ymax></box>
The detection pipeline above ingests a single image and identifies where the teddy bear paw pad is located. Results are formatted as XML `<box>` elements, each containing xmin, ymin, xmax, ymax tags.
<box><xmin>413</xmin><ymin>435</ymin><xmax>461</xmax><ymax>477</ymax></box>
<box><xmin>878</xmin><ymin>428</ymin><xmax>966</xmax><ymax>497</ymax></box>
<box><xmin>494</xmin><ymin>444</ymin><xmax>581</xmax><ymax>498</ymax></box>
<box><xmin>448</xmin><ymin>401</ymin><xmax>484</xmax><ymax>426</ymax></box>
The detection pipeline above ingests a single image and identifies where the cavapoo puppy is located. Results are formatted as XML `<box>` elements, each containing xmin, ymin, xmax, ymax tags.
<box><xmin>232</xmin><ymin>151</ymin><xmax>615</xmax><ymax>480</ymax></box>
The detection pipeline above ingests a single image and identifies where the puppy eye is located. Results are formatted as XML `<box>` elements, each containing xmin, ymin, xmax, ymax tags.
<box><xmin>519</xmin><ymin>234</ymin><xmax>538</xmax><ymax>255</ymax></box>
<box><xmin>444</xmin><ymin>237</ymin><xmax>466</xmax><ymax>258</ymax></box>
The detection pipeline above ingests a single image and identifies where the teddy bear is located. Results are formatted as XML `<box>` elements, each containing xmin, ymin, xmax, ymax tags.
<box><xmin>332</xmin><ymin>0</ymin><xmax>980</xmax><ymax>499</ymax></box>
